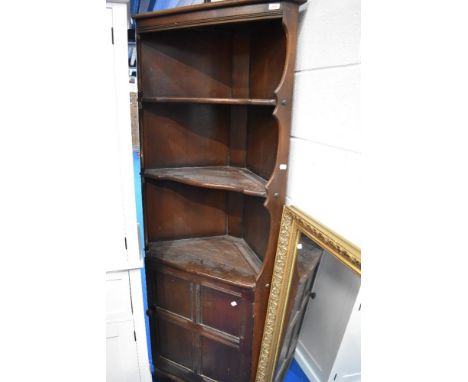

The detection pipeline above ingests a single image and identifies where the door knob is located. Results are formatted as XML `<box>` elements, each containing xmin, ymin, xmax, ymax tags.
<box><xmin>146</xmin><ymin>305</ymin><xmax>156</xmax><ymax>316</ymax></box>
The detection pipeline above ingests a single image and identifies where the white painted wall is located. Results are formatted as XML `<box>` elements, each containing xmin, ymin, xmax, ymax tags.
<box><xmin>288</xmin><ymin>0</ymin><xmax>361</xmax><ymax>380</ymax></box>
<box><xmin>288</xmin><ymin>0</ymin><xmax>361</xmax><ymax>245</ymax></box>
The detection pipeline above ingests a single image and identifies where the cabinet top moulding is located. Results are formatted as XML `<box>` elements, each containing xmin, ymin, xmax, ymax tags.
<box><xmin>141</xmin><ymin>97</ymin><xmax>276</xmax><ymax>106</ymax></box>
<box><xmin>134</xmin><ymin>0</ymin><xmax>304</xmax><ymax>33</ymax></box>
<box><xmin>134</xmin><ymin>0</ymin><xmax>306</xmax><ymax>20</ymax></box>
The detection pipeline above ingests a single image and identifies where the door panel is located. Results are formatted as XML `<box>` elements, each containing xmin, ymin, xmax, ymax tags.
<box><xmin>156</xmin><ymin>316</ymin><xmax>195</xmax><ymax>371</ymax></box>
<box><xmin>200</xmin><ymin>336</ymin><xmax>241</xmax><ymax>382</ymax></box>
<box><xmin>106</xmin><ymin>321</ymin><xmax>140</xmax><ymax>382</ymax></box>
<box><xmin>200</xmin><ymin>285</ymin><xmax>243</xmax><ymax>338</ymax></box>
<box><xmin>156</xmin><ymin>271</ymin><xmax>193</xmax><ymax>319</ymax></box>
<box><xmin>106</xmin><ymin>271</ymin><xmax>133</xmax><ymax>322</ymax></box>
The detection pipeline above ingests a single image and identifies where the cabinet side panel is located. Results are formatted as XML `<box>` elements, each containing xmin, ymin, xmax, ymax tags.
<box><xmin>145</xmin><ymin>181</ymin><xmax>227</xmax><ymax>241</ymax></box>
<box><xmin>246</xmin><ymin>106</ymin><xmax>278</xmax><ymax>180</ymax></box>
<box><xmin>251</xmin><ymin>4</ymin><xmax>300</xmax><ymax>379</ymax></box>
<box><xmin>243</xmin><ymin>195</ymin><xmax>270</xmax><ymax>261</ymax></box>
<box><xmin>249</xmin><ymin>20</ymin><xmax>286</xmax><ymax>99</ymax></box>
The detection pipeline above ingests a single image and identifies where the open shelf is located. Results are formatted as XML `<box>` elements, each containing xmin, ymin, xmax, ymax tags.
<box><xmin>141</xmin><ymin>97</ymin><xmax>276</xmax><ymax>106</ymax></box>
<box><xmin>148</xmin><ymin>235</ymin><xmax>262</xmax><ymax>288</ymax></box>
<box><xmin>142</xmin><ymin>103</ymin><xmax>278</xmax><ymax>181</ymax></box>
<box><xmin>145</xmin><ymin>181</ymin><xmax>270</xmax><ymax>262</ymax></box>
<box><xmin>144</xmin><ymin>166</ymin><xmax>267</xmax><ymax>197</ymax></box>
<box><xmin>139</xmin><ymin>19</ymin><xmax>286</xmax><ymax>100</ymax></box>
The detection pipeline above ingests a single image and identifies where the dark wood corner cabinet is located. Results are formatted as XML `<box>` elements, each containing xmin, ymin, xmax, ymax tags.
<box><xmin>135</xmin><ymin>0</ymin><xmax>304</xmax><ymax>380</ymax></box>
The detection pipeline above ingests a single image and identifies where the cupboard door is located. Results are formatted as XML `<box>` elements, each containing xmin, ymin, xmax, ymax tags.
<box><xmin>148</xmin><ymin>263</ymin><xmax>253</xmax><ymax>381</ymax></box>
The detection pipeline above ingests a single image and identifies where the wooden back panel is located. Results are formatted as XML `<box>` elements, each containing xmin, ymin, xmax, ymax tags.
<box><xmin>146</xmin><ymin>180</ymin><xmax>269</xmax><ymax>261</ymax></box>
<box><xmin>145</xmin><ymin>180</ymin><xmax>227</xmax><ymax>241</ymax></box>
<box><xmin>142</xmin><ymin>103</ymin><xmax>278</xmax><ymax>181</ymax></box>
<box><xmin>142</xmin><ymin>103</ymin><xmax>230</xmax><ymax>168</ymax></box>
<box><xmin>139</xmin><ymin>20</ymin><xmax>286</xmax><ymax>99</ymax></box>
<box><xmin>246</xmin><ymin>106</ymin><xmax>278</xmax><ymax>179</ymax></box>
<box><xmin>243</xmin><ymin>195</ymin><xmax>270</xmax><ymax>261</ymax></box>
<box><xmin>140</xmin><ymin>28</ymin><xmax>232</xmax><ymax>98</ymax></box>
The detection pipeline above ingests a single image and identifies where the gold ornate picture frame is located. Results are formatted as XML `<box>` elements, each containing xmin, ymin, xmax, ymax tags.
<box><xmin>255</xmin><ymin>205</ymin><xmax>361</xmax><ymax>382</ymax></box>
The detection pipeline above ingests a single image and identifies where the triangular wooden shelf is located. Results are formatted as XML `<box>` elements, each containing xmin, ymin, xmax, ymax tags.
<box><xmin>144</xmin><ymin>166</ymin><xmax>267</xmax><ymax>197</ymax></box>
<box><xmin>147</xmin><ymin>235</ymin><xmax>262</xmax><ymax>288</ymax></box>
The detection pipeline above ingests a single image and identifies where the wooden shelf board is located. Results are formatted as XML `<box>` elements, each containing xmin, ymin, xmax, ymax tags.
<box><xmin>141</xmin><ymin>96</ymin><xmax>276</xmax><ymax>106</ymax></box>
<box><xmin>147</xmin><ymin>235</ymin><xmax>262</xmax><ymax>288</ymax></box>
<box><xmin>144</xmin><ymin>166</ymin><xmax>267</xmax><ymax>197</ymax></box>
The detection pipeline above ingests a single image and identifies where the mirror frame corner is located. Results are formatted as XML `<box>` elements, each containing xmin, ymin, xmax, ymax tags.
<box><xmin>255</xmin><ymin>205</ymin><xmax>361</xmax><ymax>382</ymax></box>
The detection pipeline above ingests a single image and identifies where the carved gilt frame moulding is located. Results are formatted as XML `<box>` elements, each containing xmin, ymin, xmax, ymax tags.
<box><xmin>255</xmin><ymin>205</ymin><xmax>361</xmax><ymax>382</ymax></box>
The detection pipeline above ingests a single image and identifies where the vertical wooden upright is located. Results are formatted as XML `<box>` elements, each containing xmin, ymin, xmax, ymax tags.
<box><xmin>135</xmin><ymin>1</ymin><xmax>304</xmax><ymax>380</ymax></box>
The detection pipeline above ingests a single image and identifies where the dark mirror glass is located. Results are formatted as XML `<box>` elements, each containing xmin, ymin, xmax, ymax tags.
<box><xmin>273</xmin><ymin>233</ymin><xmax>323</xmax><ymax>381</ymax></box>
